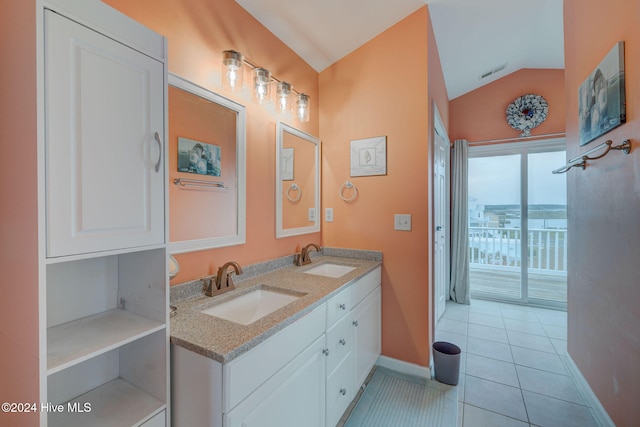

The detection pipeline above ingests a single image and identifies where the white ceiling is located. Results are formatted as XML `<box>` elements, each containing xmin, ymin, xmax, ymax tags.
<box><xmin>235</xmin><ymin>0</ymin><xmax>565</xmax><ymax>100</ymax></box>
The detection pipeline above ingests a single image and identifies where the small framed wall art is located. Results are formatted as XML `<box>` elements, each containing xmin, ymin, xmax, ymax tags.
<box><xmin>280</xmin><ymin>147</ymin><xmax>294</xmax><ymax>181</ymax></box>
<box><xmin>350</xmin><ymin>136</ymin><xmax>387</xmax><ymax>177</ymax></box>
<box><xmin>578</xmin><ymin>41</ymin><xmax>626</xmax><ymax>146</ymax></box>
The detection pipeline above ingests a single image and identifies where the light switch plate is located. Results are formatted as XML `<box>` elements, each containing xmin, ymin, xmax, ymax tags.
<box><xmin>325</xmin><ymin>208</ymin><xmax>334</xmax><ymax>222</ymax></box>
<box><xmin>394</xmin><ymin>214</ymin><xmax>411</xmax><ymax>231</ymax></box>
<box><xmin>308</xmin><ymin>207</ymin><xmax>316</xmax><ymax>222</ymax></box>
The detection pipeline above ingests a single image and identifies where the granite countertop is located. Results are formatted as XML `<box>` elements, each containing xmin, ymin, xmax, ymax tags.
<box><xmin>170</xmin><ymin>253</ymin><xmax>382</xmax><ymax>363</ymax></box>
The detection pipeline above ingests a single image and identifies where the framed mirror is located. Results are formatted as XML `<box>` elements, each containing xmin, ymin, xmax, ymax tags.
<box><xmin>276</xmin><ymin>122</ymin><xmax>320</xmax><ymax>238</ymax></box>
<box><xmin>168</xmin><ymin>74</ymin><xmax>246</xmax><ymax>253</ymax></box>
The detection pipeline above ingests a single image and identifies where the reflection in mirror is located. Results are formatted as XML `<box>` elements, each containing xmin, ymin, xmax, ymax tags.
<box><xmin>276</xmin><ymin>122</ymin><xmax>320</xmax><ymax>238</ymax></box>
<box><xmin>168</xmin><ymin>74</ymin><xmax>246</xmax><ymax>253</ymax></box>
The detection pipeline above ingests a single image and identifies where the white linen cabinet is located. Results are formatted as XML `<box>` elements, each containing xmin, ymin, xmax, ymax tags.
<box><xmin>38</xmin><ymin>1</ymin><xmax>169</xmax><ymax>426</ymax></box>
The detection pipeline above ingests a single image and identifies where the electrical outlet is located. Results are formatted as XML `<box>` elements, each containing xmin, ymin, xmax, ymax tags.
<box><xmin>325</xmin><ymin>208</ymin><xmax>334</xmax><ymax>222</ymax></box>
<box><xmin>394</xmin><ymin>214</ymin><xmax>412</xmax><ymax>231</ymax></box>
<box><xmin>308</xmin><ymin>207</ymin><xmax>316</xmax><ymax>222</ymax></box>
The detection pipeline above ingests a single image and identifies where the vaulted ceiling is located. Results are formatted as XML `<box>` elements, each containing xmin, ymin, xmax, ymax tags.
<box><xmin>234</xmin><ymin>0</ymin><xmax>564</xmax><ymax>99</ymax></box>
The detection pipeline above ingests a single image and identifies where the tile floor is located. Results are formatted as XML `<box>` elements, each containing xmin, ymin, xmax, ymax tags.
<box><xmin>436</xmin><ymin>299</ymin><xmax>600</xmax><ymax>427</ymax></box>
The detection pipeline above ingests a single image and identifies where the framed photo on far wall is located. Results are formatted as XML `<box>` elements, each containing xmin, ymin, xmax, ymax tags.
<box><xmin>578</xmin><ymin>41</ymin><xmax>626</xmax><ymax>146</ymax></box>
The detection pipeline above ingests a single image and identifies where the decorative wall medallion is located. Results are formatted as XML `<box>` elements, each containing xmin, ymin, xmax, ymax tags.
<box><xmin>506</xmin><ymin>94</ymin><xmax>549</xmax><ymax>137</ymax></box>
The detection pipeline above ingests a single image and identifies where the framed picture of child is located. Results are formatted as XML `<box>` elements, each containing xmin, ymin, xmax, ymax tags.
<box><xmin>177</xmin><ymin>137</ymin><xmax>222</xmax><ymax>176</ymax></box>
<box><xmin>578</xmin><ymin>41</ymin><xmax>626</xmax><ymax>146</ymax></box>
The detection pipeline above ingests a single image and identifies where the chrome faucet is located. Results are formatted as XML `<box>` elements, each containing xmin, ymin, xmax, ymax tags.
<box><xmin>204</xmin><ymin>261</ymin><xmax>243</xmax><ymax>297</ymax></box>
<box><xmin>294</xmin><ymin>243</ymin><xmax>321</xmax><ymax>266</ymax></box>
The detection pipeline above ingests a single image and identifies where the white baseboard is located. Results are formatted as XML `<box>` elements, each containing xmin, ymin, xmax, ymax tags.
<box><xmin>565</xmin><ymin>354</ymin><xmax>615</xmax><ymax>427</ymax></box>
<box><xmin>376</xmin><ymin>355</ymin><xmax>431</xmax><ymax>379</ymax></box>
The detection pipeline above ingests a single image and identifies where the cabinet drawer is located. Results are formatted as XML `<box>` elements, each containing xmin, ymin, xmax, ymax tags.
<box><xmin>326</xmin><ymin>353</ymin><xmax>354</xmax><ymax>427</ymax></box>
<box><xmin>326</xmin><ymin>286</ymin><xmax>351</xmax><ymax>328</ymax></box>
<box><xmin>351</xmin><ymin>267</ymin><xmax>381</xmax><ymax>307</ymax></box>
<box><xmin>224</xmin><ymin>303</ymin><xmax>326</xmax><ymax>411</ymax></box>
<box><xmin>325</xmin><ymin>312</ymin><xmax>352</xmax><ymax>375</ymax></box>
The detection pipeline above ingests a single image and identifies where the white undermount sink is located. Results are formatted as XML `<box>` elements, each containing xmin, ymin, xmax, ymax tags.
<box><xmin>304</xmin><ymin>263</ymin><xmax>356</xmax><ymax>278</ymax></box>
<box><xmin>201</xmin><ymin>288</ymin><xmax>301</xmax><ymax>325</ymax></box>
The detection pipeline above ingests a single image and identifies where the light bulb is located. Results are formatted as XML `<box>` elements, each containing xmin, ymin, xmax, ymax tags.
<box><xmin>252</xmin><ymin>68</ymin><xmax>271</xmax><ymax>104</ymax></box>
<box><xmin>296</xmin><ymin>93</ymin><xmax>310</xmax><ymax>122</ymax></box>
<box><xmin>222</xmin><ymin>50</ymin><xmax>243</xmax><ymax>92</ymax></box>
<box><xmin>277</xmin><ymin>82</ymin><xmax>292</xmax><ymax>113</ymax></box>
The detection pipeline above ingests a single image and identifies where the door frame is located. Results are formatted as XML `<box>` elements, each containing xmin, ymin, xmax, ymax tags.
<box><xmin>468</xmin><ymin>137</ymin><xmax>567</xmax><ymax>310</ymax></box>
<box><xmin>432</xmin><ymin>105</ymin><xmax>451</xmax><ymax>324</ymax></box>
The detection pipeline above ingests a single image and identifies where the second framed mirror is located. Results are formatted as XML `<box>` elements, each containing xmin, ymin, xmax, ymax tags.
<box><xmin>275</xmin><ymin>122</ymin><xmax>320</xmax><ymax>238</ymax></box>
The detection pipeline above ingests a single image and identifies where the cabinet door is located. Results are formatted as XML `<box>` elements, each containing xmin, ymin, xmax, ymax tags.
<box><xmin>45</xmin><ymin>10</ymin><xmax>165</xmax><ymax>257</ymax></box>
<box><xmin>352</xmin><ymin>287</ymin><xmax>381</xmax><ymax>389</ymax></box>
<box><xmin>224</xmin><ymin>336</ymin><xmax>326</xmax><ymax>427</ymax></box>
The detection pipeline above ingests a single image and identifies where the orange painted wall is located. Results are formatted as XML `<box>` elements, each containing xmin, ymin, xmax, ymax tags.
<box><xmin>0</xmin><ymin>2</ymin><xmax>40</xmax><ymax>426</ymax></box>
<box><xmin>564</xmin><ymin>0</ymin><xmax>640</xmax><ymax>425</ymax></box>
<box><xmin>320</xmin><ymin>6</ymin><xmax>448</xmax><ymax>367</ymax></box>
<box><xmin>104</xmin><ymin>0</ymin><xmax>321</xmax><ymax>284</ymax></box>
<box><xmin>450</xmin><ymin>69</ymin><xmax>565</xmax><ymax>142</ymax></box>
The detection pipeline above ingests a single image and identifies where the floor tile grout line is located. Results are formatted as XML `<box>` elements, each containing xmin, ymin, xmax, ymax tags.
<box><xmin>520</xmin><ymin>388</ymin><xmax>593</xmax><ymax>409</ymax></box>
<box><xmin>462</xmin><ymin>402</ymin><xmax>534</xmax><ymax>426</ymax></box>
<box><xmin>452</xmin><ymin>300</ymin><xmax>568</xmax><ymax>427</ymax></box>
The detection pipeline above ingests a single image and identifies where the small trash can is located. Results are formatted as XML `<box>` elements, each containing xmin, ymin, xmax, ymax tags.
<box><xmin>432</xmin><ymin>341</ymin><xmax>461</xmax><ymax>385</ymax></box>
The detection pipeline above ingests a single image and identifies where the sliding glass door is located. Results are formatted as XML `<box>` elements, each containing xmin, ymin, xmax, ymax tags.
<box><xmin>468</xmin><ymin>139</ymin><xmax>567</xmax><ymax>308</ymax></box>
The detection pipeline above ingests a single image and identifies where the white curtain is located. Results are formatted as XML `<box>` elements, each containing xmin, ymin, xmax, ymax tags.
<box><xmin>450</xmin><ymin>139</ymin><xmax>470</xmax><ymax>304</ymax></box>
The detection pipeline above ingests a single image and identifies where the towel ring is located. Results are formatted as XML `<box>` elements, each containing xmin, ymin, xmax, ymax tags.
<box><xmin>286</xmin><ymin>183</ymin><xmax>302</xmax><ymax>202</ymax></box>
<box><xmin>339</xmin><ymin>181</ymin><xmax>358</xmax><ymax>202</ymax></box>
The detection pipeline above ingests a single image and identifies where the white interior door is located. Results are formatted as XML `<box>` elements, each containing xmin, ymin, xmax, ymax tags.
<box><xmin>433</xmin><ymin>111</ymin><xmax>450</xmax><ymax>321</ymax></box>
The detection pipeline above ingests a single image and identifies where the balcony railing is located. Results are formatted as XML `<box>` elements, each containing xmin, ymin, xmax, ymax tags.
<box><xmin>469</xmin><ymin>227</ymin><xmax>567</xmax><ymax>275</ymax></box>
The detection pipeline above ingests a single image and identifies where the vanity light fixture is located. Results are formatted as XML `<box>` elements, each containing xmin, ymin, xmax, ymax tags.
<box><xmin>221</xmin><ymin>50</ymin><xmax>310</xmax><ymax>122</ymax></box>
<box><xmin>252</xmin><ymin>67</ymin><xmax>271</xmax><ymax>105</ymax></box>
<box><xmin>276</xmin><ymin>81</ymin><xmax>293</xmax><ymax>113</ymax></box>
<box><xmin>296</xmin><ymin>93</ymin><xmax>310</xmax><ymax>123</ymax></box>
<box><xmin>221</xmin><ymin>50</ymin><xmax>244</xmax><ymax>92</ymax></box>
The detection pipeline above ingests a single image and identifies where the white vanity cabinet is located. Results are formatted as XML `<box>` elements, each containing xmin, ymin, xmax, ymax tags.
<box><xmin>171</xmin><ymin>265</ymin><xmax>381</xmax><ymax>427</ymax></box>
<box><xmin>326</xmin><ymin>266</ymin><xmax>381</xmax><ymax>426</ymax></box>
<box><xmin>172</xmin><ymin>304</ymin><xmax>327</xmax><ymax>427</ymax></box>
<box><xmin>350</xmin><ymin>267</ymin><xmax>382</xmax><ymax>390</ymax></box>
<box><xmin>45</xmin><ymin>6</ymin><xmax>165</xmax><ymax>258</ymax></box>
<box><xmin>224</xmin><ymin>335</ymin><xmax>327</xmax><ymax>427</ymax></box>
<box><xmin>38</xmin><ymin>1</ymin><xmax>169</xmax><ymax>426</ymax></box>
<box><xmin>324</xmin><ymin>287</ymin><xmax>354</xmax><ymax>427</ymax></box>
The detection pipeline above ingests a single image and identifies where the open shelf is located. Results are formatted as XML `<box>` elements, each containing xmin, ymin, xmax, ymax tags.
<box><xmin>48</xmin><ymin>378</ymin><xmax>165</xmax><ymax>427</ymax></box>
<box><xmin>47</xmin><ymin>308</ymin><xmax>165</xmax><ymax>375</ymax></box>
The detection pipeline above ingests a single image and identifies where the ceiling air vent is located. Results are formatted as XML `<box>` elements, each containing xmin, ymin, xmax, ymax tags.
<box><xmin>480</xmin><ymin>63</ymin><xmax>508</xmax><ymax>80</ymax></box>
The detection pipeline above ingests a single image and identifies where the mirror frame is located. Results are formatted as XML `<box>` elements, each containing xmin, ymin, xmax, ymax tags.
<box><xmin>168</xmin><ymin>73</ymin><xmax>247</xmax><ymax>253</ymax></box>
<box><xmin>275</xmin><ymin>121</ymin><xmax>321</xmax><ymax>238</ymax></box>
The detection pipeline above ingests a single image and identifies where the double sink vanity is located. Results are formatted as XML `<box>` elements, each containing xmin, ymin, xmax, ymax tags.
<box><xmin>170</xmin><ymin>252</ymin><xmax>382</xmax><ymax>427</ymax></box>
<box><xmin>166</xmin><ymin>27</ymin><xmax>379</xmax><ymax>427</ymax></box>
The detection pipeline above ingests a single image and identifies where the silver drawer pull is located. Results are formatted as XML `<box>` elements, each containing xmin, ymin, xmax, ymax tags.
<box><xmin>322</xmin><ymin>348</ymin><xmax>330</xmax><ymax>356</ymax></box>
<box><xmin>339</xmin><ymin>339</ymin><xmax>346</xmax><ymax>346</ymax></box>
<box><xmin>154</xmin><ymin>132</ymin><xmax>163</xmax><ymax>173</ymax></box>
<box><xmin>339</xmin><ymin>303</ymin><xmax>346</xmax><ymax>310</ymax></box>
<box><xmin>353</xmin><ymin>320</ymin><xmax>359</xmax><ymax>327</ymax></box>
<box><xmin>340</xmin><ymin>388</ymin><xmax>347</xmax><ymax>396</ymax></box>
